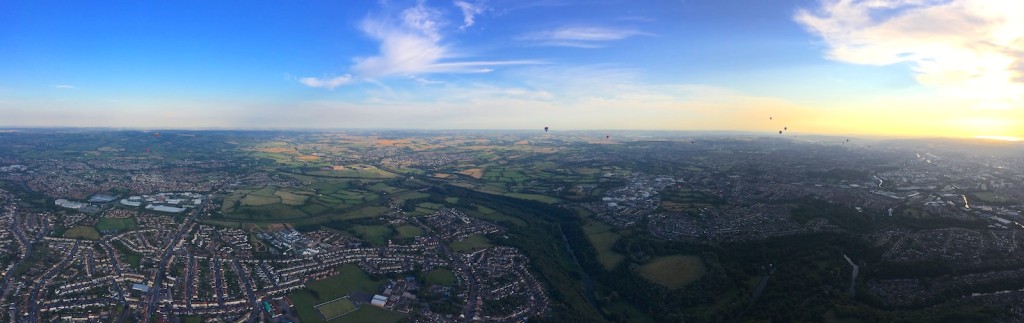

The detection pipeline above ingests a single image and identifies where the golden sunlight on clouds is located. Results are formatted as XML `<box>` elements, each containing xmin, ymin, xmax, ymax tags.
<box><xmin>796</xmin><ymin>0</ymin><xmax>1024</xmax><ymax>111</ymax></box>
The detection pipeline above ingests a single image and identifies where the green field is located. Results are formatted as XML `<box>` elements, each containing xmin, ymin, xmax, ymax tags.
<box><xmin>64</xmin><ymin>226</ymin><xmax>101</xmax><ymax>240</ymax></box>
<box><xmin>392</xmin><ymin>191</ymin><xmax>430</xmax><ymax>204</ymax></box>
<box><xmin>349</xmin><ymin>225</ymin><xmax>394</xmax><ymax>246</ymax></box>
<box><xmin>96</xmin><ymin>218</ymin><xmax>138</xmax><ymax>232</ymax></box>
<box><xmin>289</xmin><ymin>264</ymin><xmax>384</xmax><ymax>323</ymax></box>
<box><xmin>276</xmin><ymin>189</ymin><xmax>312</xmax><ymax>206</ymax></box>
<box><xmin>395</xmin><ymin>225</ymin><xmax>423</xmax><ymax>238</ymax></box>
<box><xmin>368</xmin><ymin>182</ymin><xmax>403</xmax><ymax>194</ymax></box>
<box><xmin>638</xmin><ymin>255</ymin><xmax>707</xmax><ymax>289</ymax></box>
<box><xmin>333</xmin><ymin>206</ymin><xmax>388</xmax><ymax>221</ymax></box>
<box><xmin>330</xmin><ymin>305</ymin><xmax>404</xmax><ymax>323</ymax></box>
<box><xmin>219</xmin><ymin>182</ymin><xmax>390</xmax><ymax>223</ymax></box>
<box><xmin>463</xmin><ymin>206</ymin><xmax>527</xmax><ymax>226</ymax></box>
<box><xmin>316</xmin><ymin>297</ymin><xmax>358</xmax><ymax>320</ymax></box>
<box><xmin>581</xmin><ymin>219</ymin><xmax>624</xmax><ymax>270</ymax></box>
<box><xmin>503</xmin><ymin>193</ymin><xmax>561</xmax><ymax>204</ymax></box>
<box><xmin>305</xmin><ymin>166</ymin><xmax>397</xmax><ymax>179</ymax></box>
<box><xmin>181</xmin><ymin>316</ymin><xmax>204</xmax><ymax>323</ymax></box>
<box><xmin>111</xmin><ymin>241</ymin><xmax>142</xmax><ymax>270</ymax></box>
<box><xmin>971</xmin><ymin>191</ymin><xmax>1013</xmax><ymax>204</ymax></box>
<box><xmin>425</xmin><ymin>268</ymin><xmax>457</xmax><ymax>286</ymax></box>
<box><xmin>576</xmin><ymin>207</ymin><xmax>624</xmax><ymax>270</ymax></box>
<box><xmin>449</xmin><ymin>234</ymin><xmax>493</xmax><ymax>252</ymax></box>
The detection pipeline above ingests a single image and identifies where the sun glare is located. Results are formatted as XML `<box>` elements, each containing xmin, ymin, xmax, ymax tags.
<box><xmin>974</xmin><ymin>135</ymin><xmax>1021</xmax><ymax>142</ymax></box>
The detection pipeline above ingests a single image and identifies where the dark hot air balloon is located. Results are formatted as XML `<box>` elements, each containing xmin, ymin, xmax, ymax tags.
<box><xmin>778</xmin><ymin>130</ymin><xmax>782</xmax><ymax>134</ymax></box>
<box><xmin>544</xmin><ymin>126</ymin><xmax>549</xmax><ymax>132</ymax></box>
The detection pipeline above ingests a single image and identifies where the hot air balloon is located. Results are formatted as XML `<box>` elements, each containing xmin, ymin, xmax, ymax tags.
<box><xmin>779</xmin><ymin>130</ymin><xmax>783</xmax><ymax>134</ymax></box>
<box><xmin>784</xmin><ymin>127</ymin><xmax>787</xmax><ymax>131</ymax></box>
<box><xmin>605</xmin><ymin>135</ymin><xmax>610</xmax><ymax>139</ymax></box>
<box><xmin>544</xmin><ymin>126</ymin><xmax>549</xmax><ymax>132</ymax></box>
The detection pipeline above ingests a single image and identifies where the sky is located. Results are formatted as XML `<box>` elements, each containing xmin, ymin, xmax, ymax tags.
<box><xmin>2</xmin><ymin>0</ymin><xmax>1024</xmax><ymax>139</ymax></box>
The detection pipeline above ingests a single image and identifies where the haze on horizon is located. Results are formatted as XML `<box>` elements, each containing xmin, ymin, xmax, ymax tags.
<box><xmin>2</xmin><ymin>0</ymin><xmax>1024</xmax><ymax>140</ymax></box>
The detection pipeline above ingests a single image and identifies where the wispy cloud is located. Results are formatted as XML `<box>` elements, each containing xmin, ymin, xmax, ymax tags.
<box><xmin>297</xmin><ymin>75</ymin><xmax>355</xmax><ymax>90</ymax></box>
<box><xmin>519</xmin><ymin>26</ymin><xmax>651</xmax><ymax>48</ymax></box>
<box><xmin>299</xmin><ymin>1</ymin><xmax>538</xmax><ymax>89</ymax></box>
<box><xmin>54</xmin><ymin>84</ymin><xmax>76</xmax><ymax>89</ymax></box>
<box><xmin>454</xmin><ymin>0</ymin><xmax>486</xmax><ymax>30</ymax></box>
<box><xmin>795</xmin><ymin>0</ymin><xmax>1024</xmax><ymax>109</ymax></box>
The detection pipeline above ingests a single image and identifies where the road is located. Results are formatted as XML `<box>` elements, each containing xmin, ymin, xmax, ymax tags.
<box><xmin>26</xmin><ymin>241</ymin><xmax>80</xmax><ymax>322</ymax></box>
<box><xmin>843</xmin><ymin>254</ymin><xmax>859</xmax><ymax>297</ymax></box>
<box><xmin>233</xmin><ymin>259</ymin><xmax>262</xmax><ymax>322</ymax></box>
<box><xmin>141</xmin><ymin>207</ymin><xmax>200</xmax><ymax>323</ymax></box>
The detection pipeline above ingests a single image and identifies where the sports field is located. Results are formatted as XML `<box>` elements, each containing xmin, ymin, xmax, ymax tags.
<box><xmin>96</xmin><ymin>218</ymin><xmax>138</xmax><ymax>232</ymax></box>
<box><xmin>316</xmin><ymin>297</ymin><xmax>358</xmax><ymax>320</ymax></box>
<box><xmin>64</xmin><ymin>226</ymin><xmax>101</xmax><ymax>240</ymax></box>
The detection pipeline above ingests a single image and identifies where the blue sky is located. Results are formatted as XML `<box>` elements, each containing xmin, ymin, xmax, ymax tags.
<box><xmin>2</xmin><ymin>0</ymin><xmax>1023</xmax><ymax>138</ymax></box>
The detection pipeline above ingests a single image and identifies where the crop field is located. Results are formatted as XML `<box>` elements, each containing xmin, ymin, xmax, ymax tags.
<box><xmin>450</xmin><ymin>234</ymin><xmax>493</xmax><ymax>252</ymax></box>
<box><xmin>481</xmin><ymin>167</ymin><xmax>529</xmax><ymax>183</ymax></box>
<box><xmin>316</xmin><ymin>297</ymin><xmax>358</xmax><ymax>320</ymax></box>
<box><xmin>219</xmin><ymin>181</ymin><xmax>389</xmax><ymax>224</ymax></box>
<box><xmin>305</xmin><ymin>165</ymin><xmax>397</xmax><ymax>179</ymax></box>
<box><xmin>64</xmin><ymin>226</ymin><xmax>101</xmax><ymax>240</ymax></box>
<box><xmin>458</xmin><ymin>168</ymin><xmax>485</xmax><ymax>179</ymax></box>
<box><xmin>639</xmin><ymin>255</ymin><xmax>707</xmax><ymax>289</ymax></box>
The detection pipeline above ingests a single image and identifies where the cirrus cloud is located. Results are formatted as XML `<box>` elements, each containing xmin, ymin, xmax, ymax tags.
<box><xmin>519</xmin><ymin>26</ymin><xmax>652</xmax><ymax>48</ymax></box>
<box><xmin>299</xmin><ymin>1</ymin><xmax>540</xmax><ymax>89</ymax></box>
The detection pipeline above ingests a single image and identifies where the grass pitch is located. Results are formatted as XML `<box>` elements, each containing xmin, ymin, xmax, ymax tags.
<box><xmin>316</xmin><ymin>297</ymin><xmax>358</xmax><ymax>320</ymax></box>
<box><xmin>64</xmin><ymin>226</ymin><xmax>101</xmax><ymax>240</ymax></box>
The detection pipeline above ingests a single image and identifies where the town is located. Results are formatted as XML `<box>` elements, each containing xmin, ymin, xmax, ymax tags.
<box><xmin>2</xmin><ymin>129</ymin><xmax>1024</xmax><ymax>322</ymax></box>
